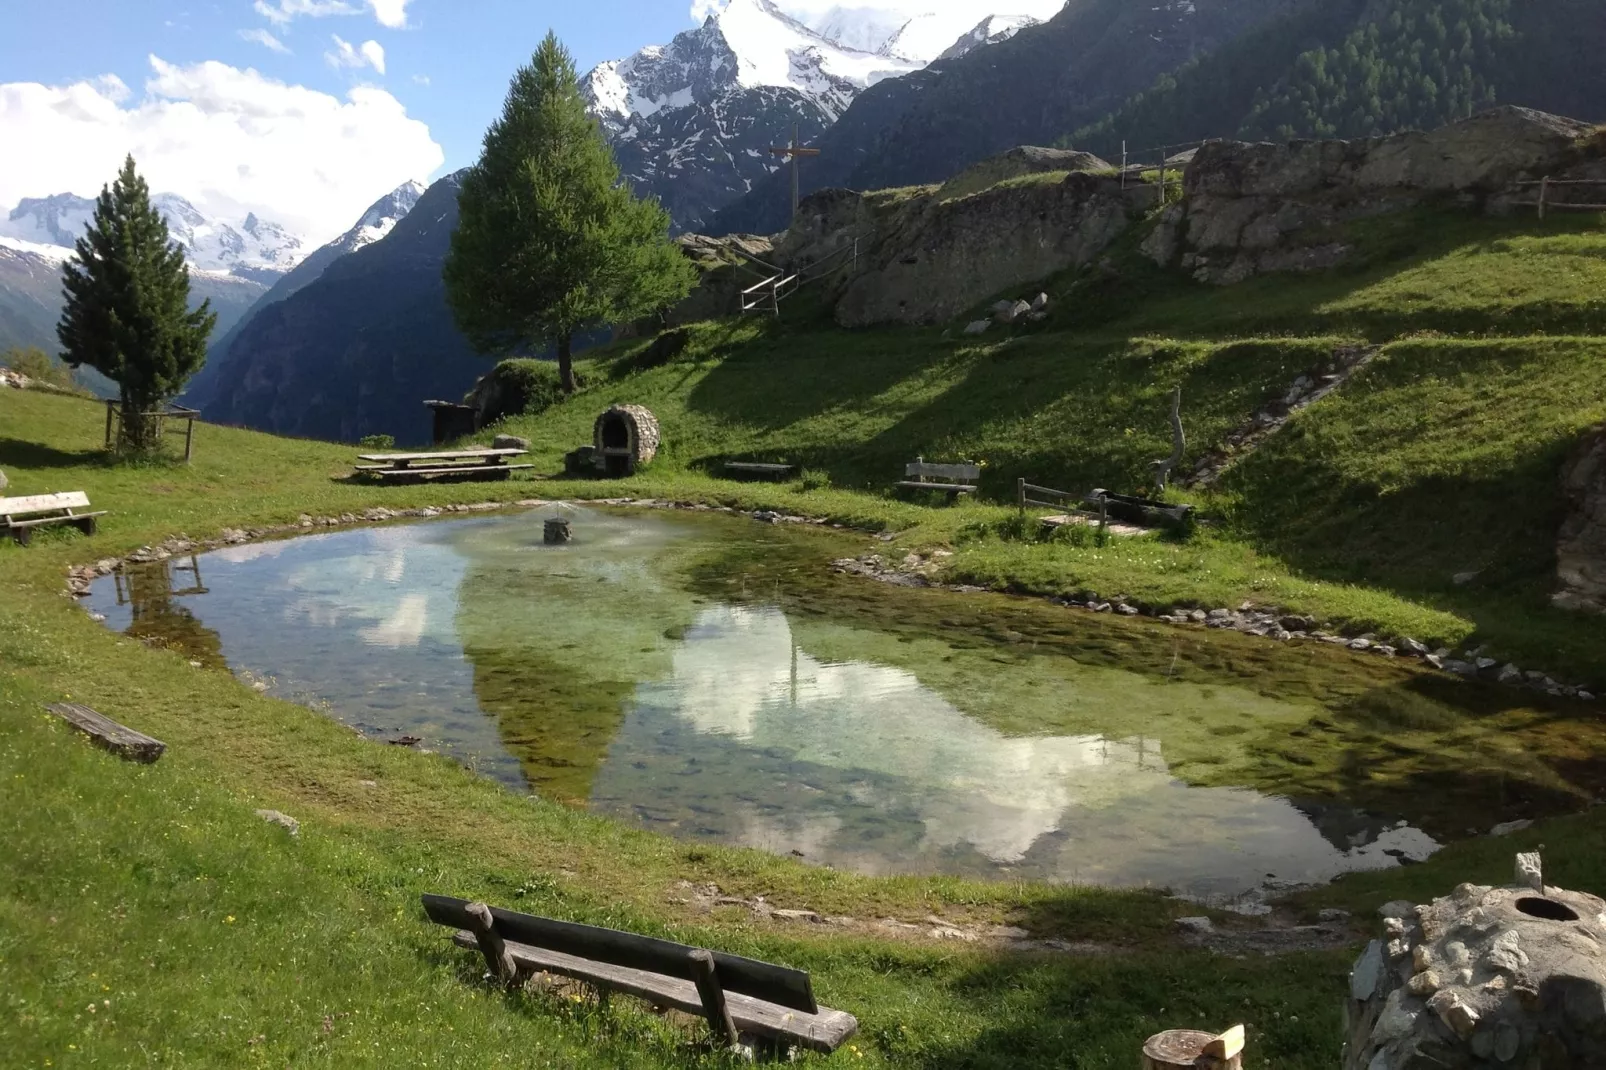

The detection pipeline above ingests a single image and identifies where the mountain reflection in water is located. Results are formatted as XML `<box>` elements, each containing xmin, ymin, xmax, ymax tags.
<box><xmin>85</xmin><ymin>510</ymin><xmax>1438</xmax><ymax>900</ymax></box>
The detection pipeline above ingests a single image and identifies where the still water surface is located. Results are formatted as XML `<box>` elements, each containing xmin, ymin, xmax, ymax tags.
<box><xmin>88</xmin><ymin>507</ymin><xmax>1443</xmax><ymax>901</ymax></box>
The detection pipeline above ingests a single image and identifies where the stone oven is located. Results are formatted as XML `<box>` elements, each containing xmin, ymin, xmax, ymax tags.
<box><xmin>592</xmin><ymin>404</ymin><xmax>659</xmax><ymax>477</ymax></box>
<box><xmin>1343</xmin><ymin>851</ymin><xmax>1606</xmax><ymax>1069</ymax></box>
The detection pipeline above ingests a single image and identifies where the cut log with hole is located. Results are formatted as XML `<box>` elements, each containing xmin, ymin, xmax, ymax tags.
<box><xmin>1142</xmin><ymin>1024</ymin><xmax>1244</xmax><ymax>1069</ymax></box>
<box><xmin>45</xmin><ymin>702</ymin><xmax>165</xmax><ymax>763</ymax></box>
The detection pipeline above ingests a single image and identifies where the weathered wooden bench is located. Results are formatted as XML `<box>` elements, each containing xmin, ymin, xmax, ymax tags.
<box><xmin>723</xmin><ymin>461</ymin><xmax>797</xmax><ymax>481</ymax></box>
<box><xmin>422</xmin><ymin>894</ymin><xmax>858</xmax><ymax>1053</ymax></box>
<box><xmin>2</xmin><ymin>491</ymin><xmax>106</xmax><ymax>545</ymax></box>
<box><xmin>46</xmin><ymin>702</ymin><xmax>165</xmax><ymax>762</ymax></box>
<box><xmin>1084</xmin><ymin>488</ymin><xmax>1194</xmax><ymax>530</ymax></box>
<box><xmin>895</xmin><ymin>457</ymin><xmax>980</xmax><ymax>503</ymax></box>
<box><xmin>353</xmin><ymin>448</ymin><xmax>533</xmax><ymax>481</ymax></box>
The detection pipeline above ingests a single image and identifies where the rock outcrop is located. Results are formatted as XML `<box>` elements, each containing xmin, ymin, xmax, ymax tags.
<box><xmin>1150</xmin><ymin>107</ymin><xmax>1600</xmax><ymax>285</ymax></box>
<box><xmin>777</xmin><ymin>171</ymin><xmax>1148</xmax><ymax>327</ymax></box>
<box><xmin>1342</xmin><ymin>853</ymin><xmax>1606</xmax><ymax>1070</ymax></box>
<box><xmin>1555</xmin><ymin>427</ymin><xmax>1606</xmax><ymax>614</ymax></box>
<box><xmin>935</xmin><ymin>146</ymin><xmax>1112</xmax><ymax>202</ymax></box>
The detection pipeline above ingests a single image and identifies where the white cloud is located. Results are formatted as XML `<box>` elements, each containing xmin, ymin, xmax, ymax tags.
<box><xmin>254</xmin><ymin>0</ymin><xmax>411</xmax><ymax>28</ymax></box>
<box><xmin>694</xmin><ymin>0</ymin><xmax>1066</xmax><ymax>27</ymax></box>
<box><xmin>0</xmin><ymin>56</ymin><xmax>442</xmax><ymax>246</ymax></box>
<box><xmin>254</xmin><ymin>0</ymin><xmax>360</xmax><ymax>26</ymax></box>
<box><xmin>369</xmin><ymin>0</ymin><xmax>411</xmax><ymax>28</ymax></box>
<box><xmin>411</xmin><ymin>74</ymin><xmax>431</xmax><ymax>86</ymax></box>
<box><xmin>239</xmin><ymin>28</ymin><xmax>292</xmax><ymax>54</ymax></box>
<box><xmin>327</xmin><ymin>35</ymin><xmax>386</xmax><ymax>74</ymax></box>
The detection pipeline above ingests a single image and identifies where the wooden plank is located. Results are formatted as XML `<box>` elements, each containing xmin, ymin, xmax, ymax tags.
<box><xmin>724</xmin><ymin>462</ymin><xmax>796</xmax><ymax>473</ymax></box>
<box><xmin>423</xmin><ymin>895</ymin><xmax>816</xmax><ymax>1013</ymax></box>
<box><xmin>369</xmin><ymin>464</ymin><xmax>533</xmax><ymax>479</ymax></box>
<box><xmin>6</xmin><ymin>510</ymin><xmax>107</xmax><ymax>529</ymax></box>
<box><xmin>356</xmin><ymin>448</ymin><xmax>527</xmax><ymax>463</ymax></box>
<box><xmin>447</xmin><ymin>932</ymin><xmax>858</xmax><ymax>1052</ymax></box>
<box><xmin>895</xmin><ymin>481</ymin><xmax>977</xmax><ymax>493</ymax></box>
<box><xmin>904</xmin><ymin>462</ymin><xmax>979</xmax><ymax>481</ymax></box>
<box><xmin>46</xmin><ymin>702</ymin><xmax>165</xmax><ymax>763</ymax></box>
<box><xmin>0</xmin><ymin>491</ymin><xmax>92</xmax><ymax>514</ymax></box>
<box><xmin>465</xmin><ymin>901</ymin><xmax>518</xmax><ymax>985</ymax></box>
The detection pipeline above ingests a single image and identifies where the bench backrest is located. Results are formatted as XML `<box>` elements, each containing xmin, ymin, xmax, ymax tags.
<box><xmin>421</xmin><ymin>894</ymin><xmax>817</xmax><ymax>1013</ymax></box>
<box><xmin>905</xmin><ymin>461</ymin><xmax>980</xmax><ymax>482</ymax></box>
<box><xmin>0</xmin><ymin>491</ymin><xmax>91</xmax><ymax>516</ymax></box>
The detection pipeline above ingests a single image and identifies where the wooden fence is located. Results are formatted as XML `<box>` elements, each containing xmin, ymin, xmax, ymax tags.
<box><xmin>1017</xmin><ymin>477</ymin><xmax>1109</xmax><ymax>536</ymax></box>
<box><xmin>1513</xmin><ymin>177</ymin><xmax>1606</xmax><ymax>218</ymax></box>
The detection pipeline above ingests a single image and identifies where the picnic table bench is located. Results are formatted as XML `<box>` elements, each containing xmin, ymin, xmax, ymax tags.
<box><xmin>422</xmin><ymin>894</ymin><xmax>858</xmax><ymax>1053</ymax></box>
<box><xmin>2</xmin><ymin>491</ymin><xmax>105</xmax><ymax>545</ymax></box>
<box><xmin>353</xmin><ymin>448</ymin><xmax>532</xmax><ymax>481</ymax></box>
<box><xmin>895</xmin><ymin>457</ymin><xmax>980</xmax><ymax>503</ymax></box>
<box><xmin>723</xmin><ymin>461</ymin><xmax>797</xmax><ymax>481</ymax></box>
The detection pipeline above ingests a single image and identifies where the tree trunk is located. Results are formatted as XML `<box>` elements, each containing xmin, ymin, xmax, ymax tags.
<box><xmin>118</xmin><ymin>388</ymin><xmax>162</xmax><ymax>454</ymax></box>
<box><xmin>557</xmin><ymin>334</ymin><xmax>575</xmax><ymax>394</ymax></box>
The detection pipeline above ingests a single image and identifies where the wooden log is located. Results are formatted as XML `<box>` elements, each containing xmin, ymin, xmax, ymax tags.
<box><xmin>689</xmin><ymin>949</ymin><xmax>740</xmax><ymax>1048</ymax></box>
<box><xmin>1141</xmin><ymin>1026</ymin><xmax>1244</xmax><ymax>1070</ymax></box>
<box><xmin>464</xmin><ymin>901</ymin><xmax>518</xmax><ymax>986</ymax></box>
<box><xmin>46</xmin><ymin>703</ymin><xmax>165</xmax><ymax>763</ymax></box>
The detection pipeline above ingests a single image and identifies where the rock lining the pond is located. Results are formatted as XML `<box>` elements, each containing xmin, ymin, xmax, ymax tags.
<box><xmin>1341</xmin><ymin>852</ymin><xmax>1606</xmax><ymax>1070</ymax></box>
<box><xmin>831</xmin><ymin>552</ymin><xmax>1601</xmax><ymax>701</ymax></box>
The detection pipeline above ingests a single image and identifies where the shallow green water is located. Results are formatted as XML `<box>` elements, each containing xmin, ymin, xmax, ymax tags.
<box><xmin>90</xmin><ymin>507</ymin><xmax>1605</xmax><ymax>900</ymax></box>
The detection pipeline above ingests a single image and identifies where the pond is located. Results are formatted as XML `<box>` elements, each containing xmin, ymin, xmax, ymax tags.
<box><xmin>87</xmin><ymin>507</ymin><xmax>1606</xmax><ymax>903</ymax></box>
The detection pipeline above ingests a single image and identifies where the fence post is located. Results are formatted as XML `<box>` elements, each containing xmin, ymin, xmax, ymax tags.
<box><xmin>104</xmin><ymin>400</ymin><xmax>116</xmax><ymax>452</ymax></box>
<box><xmin>1539</xmin><ymin>176</ymin><xmax>1549</xmax><ymax>221</ymax></box>
<box><xmin>184</xmin><ymin>414</ymin><xmax>195</xmax><ymax>464</ymax></box>
<box><xmin>1121</xmin><ymin>141</ymin><xmax>1127</xmax><ymax>190</ymax></box>
<box><xmin>1158</xmin><ymin>150</ymin><xmax>1166</xmax><ymax>207</ymax></box>
<box><xmin>1017</xmin><ymin>476</ymin><xmax>1026</xmax><ymax>519</ymax></box>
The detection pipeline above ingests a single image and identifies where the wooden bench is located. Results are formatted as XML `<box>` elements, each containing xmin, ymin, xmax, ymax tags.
<box><xmin>46</xmin><ymin>702</ymin><xmax>165</xmax><ymax>763</ymax></box>
<box><xmin>422</xmin><ymin>894</ymin><xmax>858</xmax><ymax>1053</ymax></box>
<box><xmin>353</xmin><ymin>448</ymin><xmax>533</xmax><ymax>481</ymax></box>
<box><xmin>1084</xmin><ymin>488</ymin><xmax>1194</xmax><ymax>529</ymax></box>
<box><xmin>723</xmin><ymin>462</ymin><xmax>797</xmax><ymax>481</ymax></box>
<box><xmin>895</xmin><ymin>458</ymin><xmax>980</xmax><ymax>503</ymax></box>
<box><xmin>2</xmin><ymin>491</ymin><xmax>106</xmax><ymax>545</ymax></box>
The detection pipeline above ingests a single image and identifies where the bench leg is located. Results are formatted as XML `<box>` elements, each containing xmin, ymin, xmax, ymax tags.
<box><xmin>464</xmin><ymin>901</ymin><xmax>518</xmax><ymax>986</ymax></box>
<box><xmin>688</xmin><ymin>950</ymin><xmax>739</xmax><ymax>1048</ymax></box>
<box><xmin>74</xmin><ymin>516</ymin><xmax>97</xmax><ymax>537</ymax></box>
<box><xmin>11</xmin><ymin>526</ymin><xmax>31</xmax><ymax>548</ymax></box>
<box><xmin>945</xmin><ymin>490</ymin><xmax>959</xmax><ymax>506</ymax></box>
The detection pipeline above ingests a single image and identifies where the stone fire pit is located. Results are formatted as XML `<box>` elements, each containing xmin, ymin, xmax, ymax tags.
<box><xmin>1343</xmin><ymin>852</ymin><xmax>1606</xmax><ymax>1068</ymax></box>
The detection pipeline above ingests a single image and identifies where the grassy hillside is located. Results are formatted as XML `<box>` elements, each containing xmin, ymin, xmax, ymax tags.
<box><xmin>3</xmin><ymin>201</ymin><xmax>1606</xmax><ymax>1066</ymax></box>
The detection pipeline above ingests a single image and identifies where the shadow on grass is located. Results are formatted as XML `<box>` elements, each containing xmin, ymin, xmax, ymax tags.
<box><xmin>0</xmin><ymin>436</ymin><xmax>107</xmax><ymax>470</ymax></box>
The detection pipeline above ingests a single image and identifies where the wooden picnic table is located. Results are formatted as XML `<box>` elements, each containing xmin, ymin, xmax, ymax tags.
<box><xmin>353</xmin><ymin>448</ymin><xmax>533</xmax><ymax>481</ymax></box>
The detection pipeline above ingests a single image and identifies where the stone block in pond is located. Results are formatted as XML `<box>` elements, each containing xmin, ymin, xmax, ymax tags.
<box><xmin>1343</xmin><ymin>851</ymin><xmax>1606</xmax><ymax>1069</ymax></box>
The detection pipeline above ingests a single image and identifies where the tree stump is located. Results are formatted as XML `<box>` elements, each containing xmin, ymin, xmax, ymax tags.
<box><xmin>1142</xmin><ymin>1025</ymin><xmax>1244</xmax><ymax>1069</ymax></box>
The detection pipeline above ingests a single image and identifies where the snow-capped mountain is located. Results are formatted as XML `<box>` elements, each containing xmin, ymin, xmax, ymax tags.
<box><xmin>0</xmin><ymin>193</ymin><xmax>305</xmax><ymax>283</ymax></box>
<box><xmin>582</xmin><ymin>0</ymin><xmax>1049</xmax><ymax>232</ymax></box>
<box><xmin>931</xmin><ymin>14</ymin><xmax>1041</xmax><ymax>62</ymax></box>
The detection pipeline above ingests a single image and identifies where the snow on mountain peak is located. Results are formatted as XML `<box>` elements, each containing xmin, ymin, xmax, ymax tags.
<box><xmin>330</xmin><ymin>180</ymin><xmax>428</xmax><ymax>256</ymax></box>
<box><xmin>933</xmin><ymin>13</ymin><xmax>1042</xmax><ymax>62</ymax></box>
<box><xmin>0</xmin><ymin>191</ymin><xmax>306</xmax><ymax>281</ymax></box>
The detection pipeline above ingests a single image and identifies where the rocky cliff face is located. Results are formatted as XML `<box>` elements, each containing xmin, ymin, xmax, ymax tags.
<box><xmin>1556</xmin><ymin>428</ymin><xmax>1606</xmax><ymax>614</ymax></box>
<box><xmin>1143</xmin><ymin>106</ymin><xmax>1602</xmax><ymax>284</ymax></box>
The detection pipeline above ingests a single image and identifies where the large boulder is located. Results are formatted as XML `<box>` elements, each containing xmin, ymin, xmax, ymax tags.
<box><xmin>936</xmin><ymin>145</ymin><xmax>1113</xmax><ymax>202</ymax></box>
<box><xmin>1342</xmin><ymin>853</ymin><xmax>1606</xmax><ymax>1070</ymax></box>
<box><xmin>1554</xmin><ymin>426</ymin><xmax>1606</xmax><ymax>614</ymax></box>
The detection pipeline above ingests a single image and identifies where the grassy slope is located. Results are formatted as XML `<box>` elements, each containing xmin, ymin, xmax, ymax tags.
<box><xmin>4</xmin><ymin>207</ymin><xmax>1606</xmax><ymax>1065</ymax></box>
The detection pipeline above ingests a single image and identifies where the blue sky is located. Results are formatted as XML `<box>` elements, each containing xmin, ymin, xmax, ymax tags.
<box><xmin>0</xmin><ymin>0</ymin><xmax>698</xmax><ymax>241</ymax></box>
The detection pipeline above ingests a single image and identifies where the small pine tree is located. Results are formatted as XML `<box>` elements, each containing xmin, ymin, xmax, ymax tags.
<box><xmin>444</xmin><ymin>31</ymin><xmax>696</xmax><ymax>394</ymax></box>
<box><xmin>57</xmin><ymin>156</ymin><xmax>215</xmax><ymax>451</ymax></box>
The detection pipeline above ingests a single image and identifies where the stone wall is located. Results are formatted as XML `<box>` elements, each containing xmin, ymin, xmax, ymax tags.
<box><xmin>1555</xmin><ymin>427</ymin><xmax>1606</xmax><ymax>614</ymax></box>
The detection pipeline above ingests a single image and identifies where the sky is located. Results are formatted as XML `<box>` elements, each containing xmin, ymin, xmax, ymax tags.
<box><xmin>0</xmin><ymin>0</ymin><xmax>1039</xmax><ymax>246</ymax></box>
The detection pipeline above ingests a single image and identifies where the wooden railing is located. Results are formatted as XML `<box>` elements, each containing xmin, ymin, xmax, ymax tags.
<box><xmin>740</xmin><ymin>272</ymin><xmax>799</xmax><ymax>315</ymax></box>
<box><xmin>1513</xmin><ymin>177</ymin><xmax>1606</xmax><ymax>218</ymax></box>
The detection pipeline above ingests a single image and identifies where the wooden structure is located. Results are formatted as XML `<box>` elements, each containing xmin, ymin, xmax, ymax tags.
<box><xmin>46</xmin><ymin>702</ymin><xmax>165</xmax><ymax>763</ymax></box>
<box><xmin>423</xmin><ymin>400</ymin><xmax>478</xmax><ymax>445</ymax></box>
<box><xmin>723</xmin><ymin>461</ymin><xmax>797</xmax><ymax>481</ymax></box>
<box><xmin>1515</xmin><ymin>177</ymin><xmax>1606</xmax><ymax>218</ymax></box>
<box><xmin>353</xmin><ymin>448</ymin><xmax>532</xmax><ymax>481</ymax></box>
<box><xmin>895</xmin><ymin>457</ymin><xmax>981</xmax><ymax>503</ymax></box>
<box><xmin>1142</xmin><ymin>1024</ymin><xmax>1244</xmax><ymax>1069</ymax></box>
<box><xmin>769</xmin><ymin>122</ymin><xmax>821</xmax><ymax>224</ymax></box>
<box><xmin>422</xmin><ymin>894</ymin><xmax>858</xmax><ymax>1053</ymax></box>
<box><xmin>740</xmin><ymin>270</ymin><xmax>800</xmax><ymax>316</ymax></box>
<box><xmin>104</xmin><ymin>401</ymin><xmax>199</xmax><ymax>462</ymax></box>
<box><xmin>2</xmin><ymin>491</ymin><xmax>105</xmax><ymax>545</ymax></box>
<box><xmin>1018</xmin><ymin>478</ymin><xmax>1112</xmax><ymax>536</ymax></box>
<box><xmin>1085</xmin><ymin>488</ymin><xmax>1193</xmax><ymax>530</ymax></box>
<box><xmin>593</xmin><ymin>405</ymin><xmax>660</xmax><ymax>477</ymax></box>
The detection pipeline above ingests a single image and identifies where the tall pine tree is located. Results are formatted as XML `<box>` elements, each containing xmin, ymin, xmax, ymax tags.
<box><xmin>444</xmin><ymin>32</ymin><xmax>695</xmax><ymax>394</ymax></box>
<box><xmin>58</xmin><ymin>156</ymin><xmax>215</xmax><ymax>452</ymax></box>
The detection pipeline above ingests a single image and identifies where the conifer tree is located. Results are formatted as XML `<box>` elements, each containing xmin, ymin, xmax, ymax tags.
<box><xmin>444</xmin><ymin>31</ymin><xmax>695</xmax><ymax>394</ymax></box>
<box><xmin>57</xmin><ymin>156</ymin><xmax>215</xmax><ymax>452</ymax></box>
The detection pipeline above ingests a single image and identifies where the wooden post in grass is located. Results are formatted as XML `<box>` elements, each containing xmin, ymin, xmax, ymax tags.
<box><xmin>1539</xmin><ymin>175</ymin><xmax>1550</xmax><ymax>220</ymax></box>
<box><xmin>464</xmin><ymin>901</ymin><xmax>518</xmax><ymax>986</ymax></box>
<box><xmin>769</xmin><ymin>123</ymin><xmax>821</xmax><ymax>227</ymax></box>
<box><xmin>1142</xmin><ymin>1024</ymin><xmax>1244</xmax><ymax>1070</ymax></box>
<box><xmin>1017</xmin><ymin>476</ymin><xmax>1026</xmax><ymax>519</ymax></box>
<box><xmin>688</xmin><ymin>949</ymin><xmax>740</xmax><ymax>1047</ymax></box>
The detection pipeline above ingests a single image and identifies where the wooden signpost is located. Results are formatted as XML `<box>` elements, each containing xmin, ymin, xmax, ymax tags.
<box><xmin>769</xmin><ymin>123</ymin><xmax>820</xmax><ymax>225</ymax></box>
